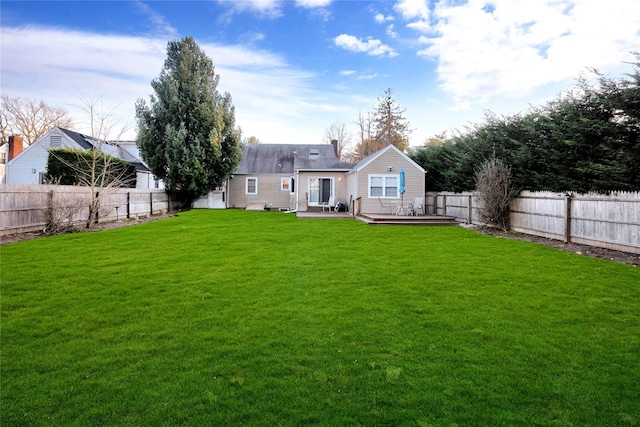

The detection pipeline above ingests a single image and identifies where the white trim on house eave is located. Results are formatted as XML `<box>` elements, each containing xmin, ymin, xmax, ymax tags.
<box><xmin>295</xmin><ymin>168</ymin><xmax>353</xmax><ymax>173</ymax></box>
<box><xmin>354</xmin><ymin>144</ymin><xmax>425</xmax><ymax>174</ymax></box>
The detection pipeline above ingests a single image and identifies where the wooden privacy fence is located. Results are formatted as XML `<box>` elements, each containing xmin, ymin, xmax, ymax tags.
<box><xmin>426</xmin><ymin>191</ymin><xmax>640</xmax><ymax>254</ymax></box>
<box><xmin>0</xmin><ymin>184</ymin><xmax>180</xmax><ymax>236</ymax></box>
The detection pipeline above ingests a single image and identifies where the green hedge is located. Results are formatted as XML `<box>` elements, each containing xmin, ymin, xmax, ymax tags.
<box><xmin>46</xmin><ymin>148</ymin><xmax>137</xmax><ymax>188</ymax></box>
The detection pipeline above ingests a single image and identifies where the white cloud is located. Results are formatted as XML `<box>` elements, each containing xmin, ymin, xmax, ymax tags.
<box><xmin>295</xmin><ymin>0</ymin><xmax>332</xmax><ymax>7</ymax></box>
<box><xmin>217</xmin><ymin>0</ymin><xmax>331</xmax><ymax>18</ymax></box>
<box><xmin>340</xmin><ymin>70</ymin><xmax>356</xmax><ymax>76</ymax></box>
<box><xmin>218</xmin><ymin>0</ymin><xmax>283</xmax><ymax>18</ymax></box>
<box><xmin>334</xmin><ymin>34</ymin><xmax>398</xmax><ymax>57</ymax></box>
<box><xmin>416</xmin><ymin>0</ymin><xmax>640</xmax><ymax>109</ymax></box>
<box><xmin>134</xmin><ymin>1</ymin><xmax>178</xmax><ymax>38</ymax></box>
<box><xmin>394</xmin><ymin>0</ymin><xmax>429</xmax><ymax>20</ymax></box>
<box><xmin>374</xmin><ymin>13</ymin><xmax>394</xmax><ymax>23</ymax></box>
<box><xmin>0</xmin><ymin>26</ymin><xmax>352</xmax><ymax>143</ymax></box>
<box><xmin>394</xmin><ymin>0</ymin><xmax>430</xmax><ymax>31</ymax></box>
<box><xmin>386</xmin><ymin>24</ymin><xmax>398</xmax><ymax>38</ymax></box>
<box><xmin>356</xmin><ymin>73</ymin><xmax>378</xmax><ymax>80</ymax></box>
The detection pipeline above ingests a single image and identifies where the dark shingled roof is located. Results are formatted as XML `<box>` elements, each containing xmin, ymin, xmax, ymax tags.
<box><xmin>59</xmin><ymin>128</ymin><xmax>93</xmax><ymax>150</ymax></box>
<box><xmin>234</xmin><ymin>144</ymin><xmax>354</xmax><ymax>174</ymax></box>
<box><xmin>58</xmin><ymin>128</ymin><xmax>150</xmax><ymax>172</ymax></box>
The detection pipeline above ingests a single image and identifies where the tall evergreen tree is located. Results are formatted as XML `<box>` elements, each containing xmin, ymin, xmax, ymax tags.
<box><xmin>135</xmin><ymin>36</ymin><xmax>242</xmax><ymax>205</ymax></box>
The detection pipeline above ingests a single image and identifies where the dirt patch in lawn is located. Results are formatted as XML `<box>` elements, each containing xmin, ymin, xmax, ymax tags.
<box><xmin>468</xmin><ymin>225</ymin><xmax>639</xmax><ymax>267</ymax></box>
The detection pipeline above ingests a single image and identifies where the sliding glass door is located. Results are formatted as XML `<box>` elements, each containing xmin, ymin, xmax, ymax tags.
<box><xmin>308</xmin><ymin>177</ymin><xmax>333</xmax><ymax>206</ymax></box>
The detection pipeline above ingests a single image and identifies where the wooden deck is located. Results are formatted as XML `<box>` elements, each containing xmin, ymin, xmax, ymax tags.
<box><xmin>295</xmin><ymin>211</ymin><xmax>459</xmax><ymax>226</ymax></box>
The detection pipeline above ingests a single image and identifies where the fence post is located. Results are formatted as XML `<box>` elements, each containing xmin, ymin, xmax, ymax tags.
<box><xmin>149</xmin><ymin>192</ymin><xmax>153</xmax><ymax>215</ymax></box>
<box><xmin>94</xmin><ymin>191</ymin><xmax>100</xmax><ymax>224</ymax></box>
<box><xmin>126</xmin><ymin>192</ymin><xmax>131</xmax><ymax>219</ymax></box>
<box><xmin>468</xmin><ymin>194</ymin><xmax>473</xmax><ymax>224</ymax></box>
<box><xmin>564</xmin><ymin>194</ymin><xmax>572</xmax><ymax>243</ymax></box>
<box><xmin>47</xmin><ymin>190</ymin><xmax>54</xmax><ymax>229</ymax></box>
<box><xmin>442</xmin><ymin>194</ymin><xmax>447</xmax><ymax>217</ymax></box>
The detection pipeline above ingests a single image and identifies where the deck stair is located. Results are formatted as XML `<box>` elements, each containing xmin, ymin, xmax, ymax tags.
<box><xmin>356</xmin><ymin>213</ymin><xmax>459</xmax><ymax>226</ymax></box>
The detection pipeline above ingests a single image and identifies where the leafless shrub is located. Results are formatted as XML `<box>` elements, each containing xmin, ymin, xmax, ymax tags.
<box><xmin>474</xmin><ymin>158</ymin><xmax>517</xmax><ymax>231</ymax></box>
<box><xmin>44</xmin><ymin>189</ymin><xmax>85</xmax><ymax>235</ymax></box>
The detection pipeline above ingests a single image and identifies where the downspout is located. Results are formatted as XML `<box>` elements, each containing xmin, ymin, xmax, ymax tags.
<box><xmin>290</xmin><ymin>169</ymin><xmax>300</xmax><ymax>212</ymax></box>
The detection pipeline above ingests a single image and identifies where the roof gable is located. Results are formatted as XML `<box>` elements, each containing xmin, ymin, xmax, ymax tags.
<box><xmin>353</xmin><ymin>144</ymin><xmax>425</xmax><ymax>173</ymax></box>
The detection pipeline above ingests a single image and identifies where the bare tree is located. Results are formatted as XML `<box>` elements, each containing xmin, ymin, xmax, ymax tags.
<box><xmin>350</xmin><ymin>111</ymin><xmax>383</xmax><ymax>161</ymax></box>
<box><xmin>79</xmin><ymin>95</ymin><xmax>133</xmax><ymax>228</ymax></box>
<box><xmin>1</xmin><ymin>95</ymin><xmax>73</xmax><ymax>144</ymax></box>
<box><xmin>474</xmin><ymin>158</ymin><xmax>517</xmax><ymax>231</ymax></box>
<box><xmin>321</xmin><ymin>120</ymin><xmax>352</xmax><ymax>161</ymax></box>
<box><xmin>47</xmin><ymin>95</ymin><xmax>134</xmax><ymax>229</ymax></box>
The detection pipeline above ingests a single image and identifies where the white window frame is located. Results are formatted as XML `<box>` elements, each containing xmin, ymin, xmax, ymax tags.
<box><xmin>281</xmin><ymin>177</ymin><xmax>293</xmax><ymax>193</ymax></box>
<box><xmin>246</xmin><ymin>177</ymin><xmax>258</xmax><ymax>195</ymax></box>
<box><xmin>307</xmin><ymin>177</ymin><xmax>334</xmax><ymax>206</ymax></box>
<box><xmin>368</xmin><ymin>174</ymin><xmax>399</xmax><ymax>199</ymax></box>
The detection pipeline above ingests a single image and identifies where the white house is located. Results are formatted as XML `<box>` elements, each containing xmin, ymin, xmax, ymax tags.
<box><xmin>5</xmin><ymin>127</ymin><xmax>163</xmax><ymax>189</ymax></box>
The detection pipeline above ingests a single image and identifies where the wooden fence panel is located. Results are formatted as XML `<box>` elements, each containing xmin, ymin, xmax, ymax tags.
<box><xmin>1</xmin><ymin>185</ymin><xmax>51</xmax><ymax>234</ymax></box>
<box><xmin>510</xmin><ymin>191</ymin><xmax>566</xmax><ymax>240</ymax></box>
<box><xmin>0</xmin><ymin>185</ymin><xmax>178</xmax><ymax>236</ymax></box>
<box><xmin>570</xmin><ymin>192</ymin><xmax>639</xmax><ymax>252</ymax></box>
<box><xmin>427</xmin><ymin>190</ymin><xmax>640</xmax><ymax>254</ymax></box>
<box><xmin>426</xmin><ymin>192</ymin><xmax>479</xmax><ymax>224</ymax></box>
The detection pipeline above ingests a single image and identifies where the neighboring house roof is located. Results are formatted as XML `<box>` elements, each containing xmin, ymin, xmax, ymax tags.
<box><xmin>58</xmin><ymin>128</ymin><xmax>151</xmax><ymax>173</ymax></box>
<box><xmin>59</xmin><ymin>128</ymin><xmax>93</xmax><ymax>150</ymax></box>
<box><xmin>234</xmin><ymin>144</ymin><xmax>353</xmax><ymax>174</ymax></box>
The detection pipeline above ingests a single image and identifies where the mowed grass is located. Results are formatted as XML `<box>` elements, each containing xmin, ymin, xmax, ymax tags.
<box><xmin>1</xmin><ymin>210</ymin><xmax>639</xmax><ymax>426</ymax></box>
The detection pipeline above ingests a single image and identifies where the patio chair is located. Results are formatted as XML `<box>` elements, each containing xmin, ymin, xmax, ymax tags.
<box><xmin>322</xmin><ymin>196</ymin><xmax>335</xmax><ymax>212</ymax></box>
<box><xmin>378</xmin><ymin>197</ymin><xmax>393</xmax><ymax>214</ymax></box>
<box><xmin>408</xmin><ymin>197</ymin><xmax>424</xmax><ymax>216</ymax></box>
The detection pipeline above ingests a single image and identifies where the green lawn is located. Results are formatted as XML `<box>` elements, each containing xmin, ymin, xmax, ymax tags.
<box><xmin>1</xmin><ymin>209</ymin><xmax>639</xmax><ymax>426</ymax></box>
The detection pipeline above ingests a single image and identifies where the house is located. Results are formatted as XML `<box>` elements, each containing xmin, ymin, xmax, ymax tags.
<box><xmin>4</xmin><ymin>127</ymin><xmax>163</xmax><ymax>189</ymax></box>
<box><xmin>346</xmin><ymin>144</ymin><xmax>426</xmax><ymax>214</ymax></box>
<box><xmin>225</xmin><ymin>141</ymin><xmax>425</xmax><ymax>215</ymax></box>
<box><xmin>0</xmin><ymin>135</ymin><xmax>24</xmax><ymax>184</ymax></box>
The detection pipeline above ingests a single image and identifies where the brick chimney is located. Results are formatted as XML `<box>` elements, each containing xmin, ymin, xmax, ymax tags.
<box><xmin>8</xmin><ymin>135</ymin><xmax>24</xmax><ymax>160</ymax></box>
<box><xmin>330</xmin><ymin>139</ymin><xmax>338</xmax><ymax>158</ymax></box>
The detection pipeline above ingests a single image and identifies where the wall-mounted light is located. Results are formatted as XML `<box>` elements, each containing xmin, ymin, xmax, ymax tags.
<box><xmin>31</xmin><ymin>168</ymin><xmax>36</xmax><ymax>174</ymax></box>
<box><xmin>387</xmin><ymin>166</ymin><xmax>394</xmax><ymax>171</ymax></box>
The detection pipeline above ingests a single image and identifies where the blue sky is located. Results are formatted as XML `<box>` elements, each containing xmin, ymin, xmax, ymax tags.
<box><xmin>2</xmin><ymin>0</ymin><xmax>640</xmax><ymax>147</ymax></box>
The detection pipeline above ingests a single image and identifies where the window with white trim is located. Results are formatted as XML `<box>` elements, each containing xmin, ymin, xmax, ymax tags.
<box><xmin>281</xmin><ymin>177</ymin><xmax>295</xmax><ymax>194</ymax></box>
<box><xmin>246</xmin><ymin>177</ymin><xmax>258</xmax><ymax>195</ymax></box>
<box><xmin>368</xmin><ymin>174</ymin><xmax>398</xmax><ymax>198</ymax></box>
